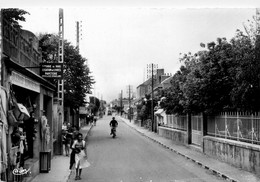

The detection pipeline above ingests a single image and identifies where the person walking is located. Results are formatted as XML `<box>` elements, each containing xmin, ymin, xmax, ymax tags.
<box><xmin>63</xmin><ymin>123</ymin><xmax>72</xmax><ymax>156</ymax></box>
<box><xmin>62</xmin><ymin>130</ymin><xmax>69</xmax><ymax>156</ymax></box>
<box><xmin>69</xmin><ymin>126</ymin><xmax>77</xmax><ymax>170</ymax></box>
<box><xmin>71</xmin><ymin>133</ymin><xmax>89</xmax><ymax>180</ymax></box>
<box><xmin>93</xmin><ymin>115</ymin><xmax>98</xmax><ymax>126</ymax></box>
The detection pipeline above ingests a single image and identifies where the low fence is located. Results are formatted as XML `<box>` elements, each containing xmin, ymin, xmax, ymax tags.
<box><xmin>161</xmin><ymin>114</ymin><xmax>187</xmax><ymax>131</ymax></box>
<box><xmin>159</xmin><ymin>112</ymin><xmax>260</xmax><ymax>145</ymax></box>
<box><xmin>207</xmin><ymin>112</ymin><xmax>260</xmax><ymax>145</ymax></box>
<box><xmin>158</xmin><ymin>111</ymin><xmax>260</xmax><ymax>176</ymax></box>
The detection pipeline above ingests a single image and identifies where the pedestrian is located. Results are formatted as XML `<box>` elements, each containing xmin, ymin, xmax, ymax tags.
<box><xmin>64</xmin><ymin>123</ymin><xmax>72</xmax><ymax>156</ymax></box>
<box><xmin>86</xmin><ymin>114</ymin><xmax>90</xmax><ymax>125</ymax></box>
<box><xmin>90</xmin><ymin>114</ymin><xmax>94</xmax><ymax>125</ymax></box>
<box><xmin>62</xmin><ymin>122</ymin><xmax>67</xmax><ymax>130</ymax></box>
<box><xmin>93</xmin><ymin>115</ymin><xmax>98</xmax><ymax>126</ymax></box>
<box><xmin>62</xmin><ymin>130</ymin><xmax>69</xmax><ymax>156</ymax></box>
<box><xmin>69</xmin><ymin>147</ymin><xmax>75</xmax><ymax>171</ymax></box>
<box><xmin>69</xmin><ymin>126</ymin><xmax>77</xmax><ymax>170</ymax></box>
<box><xmin>71</xmin><ymin>133</ymin><xmax>89</xmax><ymax>180</ymax></box>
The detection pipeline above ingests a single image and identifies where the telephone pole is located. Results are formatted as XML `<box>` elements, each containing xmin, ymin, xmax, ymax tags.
<box><xmin>58</xmin><ymin>8</ymin><xmax>64</xmax><ymax>154</ymax></box>
<box><xmin>0</xmin><ymin>11</ymin><xmax>2</xmax><ymax>85</ymax></box>
<box><xmin>126</xmin><ymin>85</ymin><xmax>133</xmax><ymax>122</ymax></box>
<box><xmin>120</xmin><ymin>90</ymin><xmax>123</xmax><ymax>116</ymax></box>
<box><xmin>76</xmin><ymin>21</ymin><xmax>82</xmax><ymax>52</ymax></box>
<box><xmin>147</xmin><ymin>63</ymin><xmax>158</xmax><ymax>132</ymax></box>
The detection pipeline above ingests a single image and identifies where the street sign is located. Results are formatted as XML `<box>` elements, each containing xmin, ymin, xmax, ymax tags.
<box><xmin>40</xmin><ymin>63</ymin><xmax>63</xmax><ymax>79</ymax></box>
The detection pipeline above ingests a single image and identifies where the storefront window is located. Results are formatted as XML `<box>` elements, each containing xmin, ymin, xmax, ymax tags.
<box><xmin>12</xmin><ymin>85</ymin><xmax>38</xmax><ymax>164</ymax></box>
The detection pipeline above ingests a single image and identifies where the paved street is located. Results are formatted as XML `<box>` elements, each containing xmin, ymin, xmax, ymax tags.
<box><xmin>68</xmin><ymin>115</ymin><xmax>225</xmax><ymax>182</ymax></box>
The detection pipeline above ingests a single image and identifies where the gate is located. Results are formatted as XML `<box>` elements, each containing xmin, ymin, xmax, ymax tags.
<box><xmin>191</xmin><ymin>115</ymin><xmax>203</xmax><ymax>146</ymax></box>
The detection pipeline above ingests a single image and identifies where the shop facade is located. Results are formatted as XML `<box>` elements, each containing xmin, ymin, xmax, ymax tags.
<box><xmin>0</xmin><ymin>13</ymin><xmax>59</xmax><ymax>181</ymax></box>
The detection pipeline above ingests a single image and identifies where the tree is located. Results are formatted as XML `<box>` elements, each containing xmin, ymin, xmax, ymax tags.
<box><xmin>179</xmin><ymin>36</ymin><xmax>257</xmax><ymax>114</ymax></box>
<box><xmin>229</xmin><ymin>30</ymin><xmax>260</xmax><ymax>111</ymax></box>
<box><xmin>2</xmin><ymin>8</ymin><xmax>29</xmax><ymax>28</ymax></box>
<box><xmin>162</xmin><ymin>29</ymin><xmax>260</xmax><ymax>114</ymax></box>
<box><xmin>160</xmin><ymin>66</ymin><xmax>187</xmax><ymax>114</ymax></box>
<box><xmin>88</xmin><ymin>96</ymin><xmax>100</xmax><ymax>114</ymax></box>
<box><xmin>38</xmin><ymin>34</ymin><xmax>94</xmax><ymax>109</ymax></box>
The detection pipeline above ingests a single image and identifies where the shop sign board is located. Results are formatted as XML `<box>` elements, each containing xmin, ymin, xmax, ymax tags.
<box><xmin>40</xmin><ymin>63</ymin><xmax>63</xmax><ymax>79</ymax></box>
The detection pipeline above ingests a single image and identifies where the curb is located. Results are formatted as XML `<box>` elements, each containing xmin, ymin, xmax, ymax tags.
<box><xmin>84</xmin><ymin>124</ymin><xmax>94</xmax><ymax>140</ymax></box>
<box><xmin>120</xmin><ymin>118</ymin><xmax>238</xmax><ymax>182</ymax></box>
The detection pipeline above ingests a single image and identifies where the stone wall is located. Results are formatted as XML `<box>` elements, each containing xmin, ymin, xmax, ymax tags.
<box><xmin>203</xmin><ymin>136</ymin><xmax>260</xmax><ymax>176</ymax></box>
<box><xmin>158</xmin><ymin>126</ymin><xmax>188</xmax><ymax>144</ymax></box>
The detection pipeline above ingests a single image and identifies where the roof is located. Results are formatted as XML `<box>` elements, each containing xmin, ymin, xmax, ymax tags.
<box><xmin>137</xmin><ymin>77</ymin><xmax>152</xmax><ymax>88</ymax></box>
<box><xmin>161</xmin><ymin>76</ymin><xmax>173</xmax><ymax>84</ymax></box>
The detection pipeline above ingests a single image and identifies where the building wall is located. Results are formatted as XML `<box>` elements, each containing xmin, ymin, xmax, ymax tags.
<box><xmin>136</xmin><ymin>84</ymin><xmax>147</xmax><ymax>100</ymax></box>
<box><xmin>1</xmin><ymin>15</ymin><xmax>58</xmax><ymax>180</ymax></box>
<box><xmin>21</xmin><ymin>29</ymin><xmax>39</xmax><ymax>50</ymax></box>
<box><xmin>52</xmin><ymin>100</ymin><xmax>60</xmax><ymax>154</ymax></box>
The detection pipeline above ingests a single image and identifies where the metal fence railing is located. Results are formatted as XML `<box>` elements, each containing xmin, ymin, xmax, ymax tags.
<box><xmin>163</xmin><ymin>114</ymin><xmax>187</xmax><ymax>131</ymax></box>
<box><xmin>207</xmin><ymin>112</ymin><xmax>260</xmax><ymax>144</ymax></box>
<box><xmin>158</xmin><ymin>111</ymin><xmax>260</xmax><ymax>145</ymax></box>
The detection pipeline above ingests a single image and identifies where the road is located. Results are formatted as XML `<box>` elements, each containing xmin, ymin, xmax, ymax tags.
<box><xmin>69</xmin><ymin>115</ymin><xmax>225</xmax><ymax>182</ymax></box>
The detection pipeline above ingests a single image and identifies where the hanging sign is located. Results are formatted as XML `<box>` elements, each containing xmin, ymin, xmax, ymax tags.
<box><xmin>40</xmin><ymin>63</ymin><xmax>63</xmax><ymax>79</ymax></box>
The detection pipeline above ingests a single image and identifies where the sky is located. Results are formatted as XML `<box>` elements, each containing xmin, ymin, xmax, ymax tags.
<box><xmin>1</xmin><ymin>0</ymin><xmax>259</xmax><ymax>102</ymax></box>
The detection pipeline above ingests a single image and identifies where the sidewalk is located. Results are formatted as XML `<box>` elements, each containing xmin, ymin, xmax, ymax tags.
<box><xmin>119</xmin><ymin>117</ymin><xmax>260</xmax><ymax>182</ymax></box>
<box><xmin>31</xmin><ymin>124</ymin><xmax>93</xmax><ymax>182</ymax></box>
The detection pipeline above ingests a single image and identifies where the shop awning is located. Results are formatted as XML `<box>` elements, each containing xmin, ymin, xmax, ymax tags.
<box><xmin>154</xmin><ymin>109</ymin><xmax>164</xmax><ymax>115</ymax></box>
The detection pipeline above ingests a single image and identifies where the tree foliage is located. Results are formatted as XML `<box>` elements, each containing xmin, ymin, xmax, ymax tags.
<box><xmin>161</xmin><ymin>14</ymin><xmax>260</xmax><ymax>115</ymax></box>
<box><xmin>88</xmin><ymin>96</ymin><xmax>100</xmax><ymax>114</ymax></box>
<box><xmin>38</xmin><ymin>34</ymin><xmax>94</xmax><ymax>109</ymax></box>
<box><xmin>160</xmin><ymin>67</ymin><xmax>187</xmax><ymax>114</ymax></box>
<box><xmin>2</xmin><ymin>8</ymin><xmax>29</xmax><ymax>28</ymax></box>
<box><xmin>138</xmin><ymin>94</ymin><xmax>158</xmax><ymax>120</ymax></box>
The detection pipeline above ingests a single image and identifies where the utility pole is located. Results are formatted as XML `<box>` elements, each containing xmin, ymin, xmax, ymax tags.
<box><xmin>0</xmin><ymin>10</ymin><xmax>2</xmax><ymax>86</ymax></box>
<box><xmin>58</xmin><ymin>8</ymin><xmax>64</xmax><ymax>154</ymax></box>
<box><xmin>76</xmin><ymin>21</ymin><xmax>79</xmax><ymax>52</ymax></box>
<box><xmin>256</xmin><ymin>8</ymin><xmax>260</xmax><ymax>108</ymax></box>
<box><xmin>127</xmin><ymin>85</ymin><xmax>133</xmax><ymax>122</ymax></box>
<box><xmin>94</xmin><ymin>84</ymin><xmax>96</xmax><ymax>115</ymax></box>
<box><xmin>101</xmin><ymin>94</ymin><xmax>103</xmax><ymax>118</ymax></box>
<box><xmin>147</xmin><ymin>63</ymin><xmax>158</xmax><ymax>132</ymax></box>
<box><xmin>76</xmin><ymin>21</ymin><xmax>82</xmax><ymax>52</ymax></box>
<box><xmin>76</xmin><ymin>21</ymin><xmax>83</xmax><ymax>127</ymax></box>
<box><xmin>120</xmin><ymin>90</ymin><xmax>123</xmax><ymax>116</ymax></box>
<box><xmin>151</xmin><ymin>64</ymin><xmax>154</xmax><ymax>132</ymax></box>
